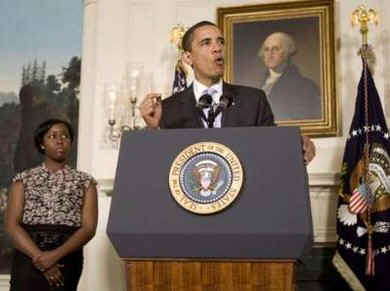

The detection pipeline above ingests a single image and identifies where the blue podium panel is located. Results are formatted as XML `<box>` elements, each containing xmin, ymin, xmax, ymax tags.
<box><xmin>107</xmin><ymin>127</ymin><xmax>312</xmax><ymax>259</ymax></box>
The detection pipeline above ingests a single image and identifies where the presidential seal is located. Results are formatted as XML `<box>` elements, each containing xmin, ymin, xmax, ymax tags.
<box><xmin>169</xmin><ymin>142</ymin><xmax>244</xmax><ymax>214</ymax></box>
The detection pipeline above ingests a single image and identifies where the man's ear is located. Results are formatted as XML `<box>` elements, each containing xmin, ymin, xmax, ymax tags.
<box><xmin>182</xmin><ymin>51</ymin><xmax>193</xmax><ymax>67</ymax></box>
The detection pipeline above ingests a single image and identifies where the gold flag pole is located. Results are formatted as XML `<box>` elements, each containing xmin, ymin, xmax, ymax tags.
<box><xmin>351</xmin><ymin>3</ymin><xmax>379</xmax><ymax>276</ymax></box>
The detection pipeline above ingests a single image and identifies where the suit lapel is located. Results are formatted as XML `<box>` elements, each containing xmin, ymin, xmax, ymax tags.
<box><xmin>221</xmin><ymin>82</ymin><xmax>238</xmax><ymax>127</ymax></box>
<box><xmin>180</xmin><ymin>85</ymin><xmax>204</xmax><ymax>128</ymax></box>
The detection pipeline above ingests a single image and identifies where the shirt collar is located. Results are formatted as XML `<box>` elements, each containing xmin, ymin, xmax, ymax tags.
<box><xmin>40</xmin><ymin>162</ymin><xmax>70</xmax><ymax>175</ymax></box>
<box><xmin>269</xmin><ymin>69</ymin><xmax>282</xmax><ymax>79</ymax></box>
<box><xmin>193</xmin><ymin>79</ymin><xmax>223</xmax><ymax>104</ymax></box>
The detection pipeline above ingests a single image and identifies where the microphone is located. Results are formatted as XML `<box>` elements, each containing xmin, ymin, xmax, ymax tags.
<box><xmin>196</xmin><ymin>94</ymin><xmax>233</xmax><ymax>128</ymax></box>
<box><xmin>196</xmin><ymin>94</ymin><xmax>213</xmax><ymax>109</ymax></box>
<box><xmin>206</xmin><ymin>95</ymin><xmax>233</xmax><ymax>128</ymax></box>
<box><xmin>213</xmin><ymin>94</ymin><xmax>233</xmax><ymax>117</ymax></box>
<box><xmin>196</xmin><ymin>94</ymin><xmax>213</xmax><ymax>127</ymax></box>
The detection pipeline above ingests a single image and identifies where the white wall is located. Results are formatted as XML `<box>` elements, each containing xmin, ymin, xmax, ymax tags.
<box><xmin>2</xmin><ymin>0</ymin><xmax>389</xmax><ymax>290</ymax></box>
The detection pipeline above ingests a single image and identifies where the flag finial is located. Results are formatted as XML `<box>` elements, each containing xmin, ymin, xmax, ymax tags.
<box><xmin>169</xmin><ymin>24</ymin><xmax>187</xmax><ymax>53</ymax></box>
<box><xmin>351</xmin><ymin>5</ymin><xmax>378</xmax><ymax>47</ymax></box>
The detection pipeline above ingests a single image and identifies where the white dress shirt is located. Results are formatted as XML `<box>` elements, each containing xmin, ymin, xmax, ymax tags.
<box><xmin>262</xmin><ymin>69</ymin><xmax>282</xmax><ymax>96</ymax></box>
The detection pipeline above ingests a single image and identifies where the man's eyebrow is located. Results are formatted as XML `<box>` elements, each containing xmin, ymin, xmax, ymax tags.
<box><xmin>199</xmin><ymin>37</ymin><xmax>211</xmax><ymax>44</ymax></box>
<box><xmin>200</xmin><ymin>36</ymin><xmax>211</xmax><ymax>42</ymax></box>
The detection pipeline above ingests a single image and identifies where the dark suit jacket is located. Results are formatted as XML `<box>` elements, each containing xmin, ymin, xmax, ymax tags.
<box><xmin>159</xmin><ymin>82</ymin><xmax>275</xmax><ymax>129</ymax></box>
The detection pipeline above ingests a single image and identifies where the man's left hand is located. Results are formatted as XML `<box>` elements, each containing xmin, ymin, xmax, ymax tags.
<box><xmin>301</xmin><ymin>135</ymin><xmax>315</xmax><ymax>165</ymax></box>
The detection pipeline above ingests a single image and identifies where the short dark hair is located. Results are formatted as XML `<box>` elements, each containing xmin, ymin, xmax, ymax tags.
<box><xmin>34</xmin><ymin>119</ymin><xmax>74</xmax><ymax>154</ymax></box>
<box><xmin>182</xmin><ymin>21</ymin><xmax>217</xmax><ymax>52</ymax></box>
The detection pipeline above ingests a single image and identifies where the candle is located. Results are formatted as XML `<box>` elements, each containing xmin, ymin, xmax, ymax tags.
<box><xmin>131</xmin><ymin>70</ymin><xmax>139</xmax><ymax>78</ymax></box>
<box><xmin>130</xmin><ymin>69</ymin><xmax>140</xmax><ymax>96</ymax></box>
<box><xmin>108</xmin><ymin>90</ymin><xmax>116</xmax><ymax>121</ymax></box>
<box><xmin>109</xmin><ymin>104</ymin><xmax>115</xmax><ymax>121</ymax></box>
<box><xmin>109</xmin><ymin>91</ymin><xmax>116</xmax><ymax>103</ymax></box>
<box><xmin>130</xmin><ymin>84</ymin><xmax>136</xmax><ymax>98</ymax></box>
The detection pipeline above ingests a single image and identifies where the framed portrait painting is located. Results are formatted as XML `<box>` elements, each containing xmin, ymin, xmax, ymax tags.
<box><xmin>218</xmin><ymin>0</ymin><xmax>337</xmax><ymax>137</ymax></box>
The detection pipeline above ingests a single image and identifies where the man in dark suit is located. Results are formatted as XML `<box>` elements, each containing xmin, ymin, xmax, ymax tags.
<box><xmin>157</xmin><ymin>82</ymin><xmax>275</xmax><ymax>129</ymax></box>
<box><xmin>140</xmin><ymin>21</ymin><xmax>315</xmax><ymax>163</ymax></box>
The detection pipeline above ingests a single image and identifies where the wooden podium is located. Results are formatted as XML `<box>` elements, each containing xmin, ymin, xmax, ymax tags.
<box><xmin>107</xmin><ymin>127</ymin><xmax>312</xmax><ymax>291</ymax></box>
<box><xmin>125</xmin><ymin>260</ymin><xmax>295</xmax><ymax>291</ymax></box>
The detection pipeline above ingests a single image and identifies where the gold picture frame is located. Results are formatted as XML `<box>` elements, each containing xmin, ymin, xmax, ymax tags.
<box><xmin>217</xmin><ymin>0</ymin><xmax>337</xmax><ymax>137</ymax></box>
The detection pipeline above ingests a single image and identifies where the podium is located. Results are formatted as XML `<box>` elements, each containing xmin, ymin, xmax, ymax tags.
<box><xmin>107</xmin><ymin>127</ymin><xmax>312</xmax><ymax>291</ymax></box>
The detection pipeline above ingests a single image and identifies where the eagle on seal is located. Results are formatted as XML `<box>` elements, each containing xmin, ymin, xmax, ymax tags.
<box><xmin>192</xmin><ymin>160</ymin><xmax>221</xmax><ymax>197</ymax></box>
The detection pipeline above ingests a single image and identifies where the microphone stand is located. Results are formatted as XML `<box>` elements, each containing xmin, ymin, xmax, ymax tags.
<box><xmin>207</xmin><ymin>107</ymin><xmax>216</xmax><ymax>128</ymax></box>
<box><xmin>197</xmin><ymin>94</ymin><xmax>214</xmax><ymax>128</ymax></box>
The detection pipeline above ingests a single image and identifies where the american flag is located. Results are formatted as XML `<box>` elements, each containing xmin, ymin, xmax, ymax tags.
<box><xmin>333</xmin><ymin>55</ymin><xmax>390</xmax><ymax>289</ymax></box>
<box><xmin>349</xmin><ymin>184</ymin><xmax>371</xmax><ymax>214</ymax></box>
<box><xmin>172</xmin><ymin>60</ymin><xmax>187</xmax><ymax>94</ymax></box>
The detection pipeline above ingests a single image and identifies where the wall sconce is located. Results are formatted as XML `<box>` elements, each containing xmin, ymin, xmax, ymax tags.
<box><xmin>104</xmin><ymin>63</ymin><xmax>144</xmax><ymax>145</ymax></box>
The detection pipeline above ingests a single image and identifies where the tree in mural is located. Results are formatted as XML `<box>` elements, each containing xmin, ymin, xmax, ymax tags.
<box><xmin>0</xmin><ymin>102</ymin><xmax>20</xmax><ymax>273</ymax></box>
<box><xmin>63</xmin><ymin>56</ymin><xmax>81</xmax><ymax>91</ymax></box>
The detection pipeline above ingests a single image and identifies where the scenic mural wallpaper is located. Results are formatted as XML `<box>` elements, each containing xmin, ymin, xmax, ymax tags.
<box><xmin>0</xmin><ymin>1</ymin><xmax>82</xmax><ymax>274</ymax></box>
